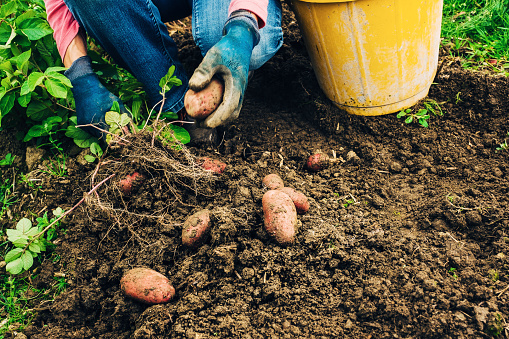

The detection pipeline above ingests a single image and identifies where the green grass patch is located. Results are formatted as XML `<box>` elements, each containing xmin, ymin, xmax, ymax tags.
<box><xmin>441</xmin><ymin>0</ymin><xmax>509</xmax><ymax>72</ymax></box>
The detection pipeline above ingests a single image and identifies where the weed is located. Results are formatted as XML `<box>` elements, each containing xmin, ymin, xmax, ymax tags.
<box><xmin>496</xmin><ymin>132</ymin><xmax>509</xmax><ymax>152</ymax></box>
<box><xmin>0</xmin><ymin>276</ymin><xmax>36</xmax><ymax>335</ymax></box>
<box><xmin>423</xmin><ymin>99</ymin><xmax>444</xmax><ymax>117</ymax></box>
<box><xmin>487</xmin><ymin>312</ymin><xmax>504</xmax><ymax>337</ymax></box>
<box><xmin>397</xmin><ymin>108</ymin><xmax>430</xmax><ymax>128</ymax></box>
<box><xmin>343</xmin><ymin>199</ymin><xmax>355</xmax><ymax>208</ymax></box>
<box><xmin>0</xmin><ymin>153</ymin><xmax>16</xmax><ymax>166</ymax></box>
<box><xmin>4</xmin><ymin>207</ymin><xmax>65</xmax><ymax>275</ymax></box>
<box><xmin>448</xmin><ymin>267</ymin><xmax>458</xmax><ymax>280</ymax></box>
<box><xmin>488</xmin><ymin>269</ymin><xmax>500</xmax><ymax>282</ymax></box>
<box><xmin>0</xmin><ymin>178</ymin><xmax>17</xmax><ymax>220</ymax></box>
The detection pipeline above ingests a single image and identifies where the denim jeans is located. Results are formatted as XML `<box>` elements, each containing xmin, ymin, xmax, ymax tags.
<box><xmin>63</xmin><ymin>0</ymin><xmax>283</xmax><ymax>113</ymax></box>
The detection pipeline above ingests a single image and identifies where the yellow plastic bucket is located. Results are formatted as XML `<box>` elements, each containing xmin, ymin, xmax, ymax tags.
<box><xmin>288</xmin><ymin>0</ymin><xmax>443</xmax><ymax>116</ymax></box>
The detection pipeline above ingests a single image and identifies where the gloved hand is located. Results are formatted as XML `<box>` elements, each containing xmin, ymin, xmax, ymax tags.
<box><xmin>65</xmin><ymin>56</ymin><xmax>129</xmax><ymax>138</ymax></box>
<box><xmin>188</xmin><ymin>11</ymin><xmax>260</xmax><ymax>128</ymax></box>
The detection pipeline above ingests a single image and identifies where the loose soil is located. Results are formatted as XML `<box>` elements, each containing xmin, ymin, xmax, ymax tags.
<box><xmin>1</xmin><ymin>5</ymin><xmax>509</xmax><ymax>339</ymax></box>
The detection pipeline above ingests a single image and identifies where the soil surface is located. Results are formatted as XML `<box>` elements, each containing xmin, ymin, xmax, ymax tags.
<box><xmin>2</xmin><ymin>5</ymin><xmax>509</xmax><ymax>339</ymax></box>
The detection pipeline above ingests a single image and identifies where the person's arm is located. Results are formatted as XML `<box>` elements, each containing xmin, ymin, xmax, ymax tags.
<box><xmin>63</xmin><ymin>34</ymin><xmax>88</xmax><ymax>67</ymax></box>
<box><xmin>44</xmin><ymin>0</ymin><xmax>83</xmax><ymax>61</ymax></box>
<box><xmin>228</xmin><ymin>0</ymin><xmax>269</xmax><ymax>28</ymax></box>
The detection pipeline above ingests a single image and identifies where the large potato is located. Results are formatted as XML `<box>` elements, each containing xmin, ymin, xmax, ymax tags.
<box><xmin>184</xmin><ymin>78</ymin><xmax>224</xmax><ymax>119</ymax></box>
<box><xmin>120</xmin><ymin>267</ymin><xmax>175</xmax><ymax>304</ymax></box>
<box><xmin>182</xmin><ymin>209</ymin><xmax>211</xmax><ymax>247</ymax></box>
<box><xmin>262</xmin><ymin>190</ymin><xmax>297</xmax><ymax>245</ymax></box>
<box><xmin>262</xmin><ymin>173</ymin><xmax>284</xmax><ymax>190</ymax></box>
<box><xmin>278</xmin><ymin>187</ymin><xmax>310</xmax><ymax>215</ymax></box>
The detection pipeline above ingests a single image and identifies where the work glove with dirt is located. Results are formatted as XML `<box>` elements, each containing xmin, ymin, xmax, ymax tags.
<box><xmin>188</xmin><ymin>11</ymin><xmax>260</xmax><ymax>129</ymax></box>
<box><xmin>65</xmin><ymin>56</ymin><xmax>129</xmax><ymax>139</ymax></box>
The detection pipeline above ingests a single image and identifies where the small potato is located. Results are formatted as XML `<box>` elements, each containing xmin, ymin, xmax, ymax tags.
<box><xmin>182</xmin><ymin>209</ymin><xmax>211</xmax><ymax>247</ymax></box>
<box><xmin>306</xmin><ymin>152</ymin><xmax>330</xmax><ymax>172</ymax></box>
<box><xmin>278</xmin><ymin>187</ymin><xmax>310</xmax><ymax>215</ymax></box>
<box><xmin>198</xmin><ymin>157</ymin><xmax>226</xmax><ymax>174</ymax></box>
<box><xmin>262</xmin><ymin>173</ymin><xmax>284</xmax><ymax>190</ymax></box>
<box><xmin>184</xmin><ymin>78</ymin><xmax>224</xmax><ymax>119</ymax></box>
<box><xmin>262</xmin><ymin>190</ymin><xmax>297</xmax><ymax>245</ymax></box>
<box><xmin>120</xmin><ymin>172</ymin><xmax>145</xmax><ymax>195</ymax></box>
<box><xmin>120</xmin><ymin>267</ymin><xmax>175</xmax><ymax>304</ymax></box>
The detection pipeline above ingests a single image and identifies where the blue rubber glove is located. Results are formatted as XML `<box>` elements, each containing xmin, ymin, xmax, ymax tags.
<box><xmin>188</xmin><ymin>11</ymin><xmax>260</xmax><ymax>128</ymax></box>
<box><xmin>65</xmin><ymin>56</ymin><xmax>128</xmax><ymax>138</ymax></box>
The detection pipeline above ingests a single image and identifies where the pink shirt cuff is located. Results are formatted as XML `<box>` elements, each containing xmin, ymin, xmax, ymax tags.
<box><xmin>228</xmin><ymin>0</ymin><xmax>269</xmax><ymax>28</ymax></box>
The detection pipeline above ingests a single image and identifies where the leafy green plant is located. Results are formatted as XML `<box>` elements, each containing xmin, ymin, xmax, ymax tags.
<box><xmin>397</xmin><ymin>108</ymin><xmax>430</xmax><ymax>127</ymax></box>
<box><xmin>4</xmin><ymin>207</ymin><xmax>65</xmax><ymax>275</ymax></box>
<box><xmin>496</xmin><ymin>132</ymin><xmax>509</xmax><ymax>152</ymax></box>
<box><xmin>0</xmin><ymin>153</ymin><xmax>15</xmax><ymax>166</ymax></box>
<box><xmin>448</xmin><ymin>267</ymin><xmax>458</xmax><ymax>280</ymax></box>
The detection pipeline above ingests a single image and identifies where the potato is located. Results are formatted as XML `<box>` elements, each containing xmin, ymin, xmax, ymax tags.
<box><xmin>306</xmin><ymin>152</ymin><xmax>330</xmax><ymax>172</ymax></box>
<box><xmin>262</xmin><ymin>173</ymin><xmax>284</xmax><ymax>190</ymax></box>
<box><xmin>262</xmin><ymin>190</ymin><xmax>297</xmax><ymax>245</ymax></box>
<box><xmin>278</xmin><ymin>187</ymin><xmax>310</xmax><ymax>215</ymax></box>
<box><xmin>198</xmin><ymin>157</ymin><xmax>226</xmax><ymax>174</ymax></box>
<box><xmin>184</xmin><ymin>78</ymin><xmax>224</xmax><ymax>119</ymax></box>
<box><xmin>182</xmin><ymin>209</ymin><xmax>211</xmax><ymax>247</ymax></box>
<box><xmin>120</xmin><ymin>172</ymin><xmax>145</xmax><ymax>195</ymax></box>
<box><xmin>120</xmin><ymin>267</ymin><xmax>175</xmax><ymax>304</ymax></box>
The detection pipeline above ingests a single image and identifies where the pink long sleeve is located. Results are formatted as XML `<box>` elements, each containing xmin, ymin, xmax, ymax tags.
<box><xmin>44</xmin><ymin>0</ymin><xmax>81</xmax><ymax>59</ymax></box>
<box><xmin>229</xmin><ymin>0</ymin><xmax>269</xmax><ymax>28</ymax></box>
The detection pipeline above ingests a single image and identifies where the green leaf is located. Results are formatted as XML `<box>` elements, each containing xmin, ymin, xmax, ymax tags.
<box><xmin>105</xmin><ymin>111</ymin><xmax>121</xmax><ymax>126</ymax></box>
<box><xmin>6</xmin><ymin>228</ymin><xmax>23</xmax><ymax>241</ymax></box>
<box><xmin>119</xmin><ymin>113</ymin><xmax>131</xmax><ymax>127</ymax></box>
<box><xmin>405</xmin><ymin>116</ymin><xmax>413</xmax><ymax>124</ymax></box>
<box><xmin>27</xmin><ymin>100</ymin><xmax>52</xmax><ymax>121</ymax></box>
<box><xmin>396</xmin><ymin>111</ymin><xmax>406</xmax><ymax>118</ymax></box>
<box><xmin>45</xmin><ymin>66</ymin><xmax>67</xmax><ymax>74</ymax></box>
<box><xmin>26</xmin><ymin>227</ymin><xmax>39</xmax><ymax>237</ymax></box>
<box><xmin>419</xmin><ymin>119</ymin><xmax>429</xmax><ymax>128</ymax></box>
<box><xmin>0</xmin><ymin>91</ymin><xmax>15</xmax><ymax>118</ymax></box>
<box><xmin>21</xmin><ymin>252</ymin><xmax>34</xmax><ymax>270</ymax></box>
<box><xmin>0</xmin><ymin>60</ymin><xmax>14</xmax><ymax>74</ymax></box>
<box><xmin>16</xmin><ymin>217</ymin><xmax>32</xmax><ymax>232</ymax></box>
<box><xmin>65</xmin><ymin>124</ymin><xmax>91</xmax><ymax>140</ymax></box>
<box><xmin>10</xmin><ymin>49</ymin><xmax>31</xmax><ymax>69</ymax></box>
<box><xmin>17</xmin><ymin>92</ymin><xmax>31</xmax><ymax>107</ymax></box>
<box><xmin>26</xmin><ymin>124</ymin><xmax>47</xmax><ymax>138</ymax></box>
<box><xmin>53</xmin><ymin>207</ymin><xmax>64</xmax><ymax>217</ymax></box>
<box><xmin>0</xmin><ymin>23</ymin><xmax>15</xmax><ymax>47</ymax></box>
<box><xmin>5</xmin><ymin>248</ymin><xmax>23</xmax><ymax>263</ymax></box>
<box><xmin>110</xmin><ymin>101</ymin><xmax>120</xmax><ymax>113</ymax></box>
<box><xmin>90</xmin><ymin>142</ymin><xmax>103</xmax><ymax>157</ymax></box>
<box><xmin>18</xmin><ymin>18</ymin><xmax>53</xmax><ymax>41</ymax></box>
<box><xmin>44</xmin><ymin>78</ymin><xmax>68</xmax><ymax>98</ymax></box>
<box><xmin>169</xmin><ymin>125</ymin><xmax>191</xmax><ymax>144</ymax></box>
<box><xmin>12</xmin><ymin>238</ymin><xmax>28</xmax><ymax>247</ymax></box>
<box><xmin>84</xmin><ymin>154</ymin><xmax>96</xmax><ymax>163</ymax></box>
<box><xmin>45</xmin><ymin>71</ymin><xmax>72</xmax><ymax>87</ymax></box>
<box><xmin>29</xmin><ymin>243</ymin><xmax>41</xmax><ymax>253</ymax></box>
<box><xmin>21</xmin><ymin>71</ymin><xmax>44</xmax><ymax>95</ymax></box>
<box><xmin>0</xmin><ymin>1</ymin><xmax>18</xmax><ymax>17</ymax></box>
<box><xmin>6</xmin><ymin>258</ymin><xmax>24</xmax><ymax>274</ymax></box>
<box><xmin>74</xmin><ymin>138</ymin><xmax>96</xmax><ymax>148</ymax></box>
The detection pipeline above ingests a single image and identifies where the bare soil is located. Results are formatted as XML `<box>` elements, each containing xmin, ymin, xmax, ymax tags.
<box><xmin>1</xmin><ymin>6</ymin><xmax>509</xmax><ymax>339</ymax></box>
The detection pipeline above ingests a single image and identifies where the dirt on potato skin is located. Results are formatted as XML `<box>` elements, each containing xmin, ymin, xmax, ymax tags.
<box><xmin>1</xmin><ymin>5</ymin><xmax>509</xmax><ymax>339</ymax></box>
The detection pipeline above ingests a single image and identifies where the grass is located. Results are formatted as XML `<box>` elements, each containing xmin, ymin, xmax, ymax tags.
<box><xmin>441</xmin><ymin>0</ymin><xmax>509</xmax><ymax>72</ymax></box>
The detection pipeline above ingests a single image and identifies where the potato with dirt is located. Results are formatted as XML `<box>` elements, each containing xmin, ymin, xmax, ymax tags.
<box><xmin>262</xmin><ymin>173</ymin><xmax>284</xmax><ymax>190</ymax></box>
<box><xmin>184</xmin><ymin>78</ymin><xmax>224</xmax><ymax>119</ymax></box>
<box><xmin>306</xmin><ymin>151</ymin><xmax>330</xmax><ymax>172</ymax></box>
<box><xmin>198</xmin><ymin>157</ymin><xmax>226</xmax><ymax>174</ymax></box>
<box><xmin>278</xmin><ymin>187</ymin><xmax>310</xmax><ymax>214</ymax></box>
<box><xmin>119</xmin><ymin>172</ymin><xmax>145</xmax><ymax>195</ymax></box>
<box><xmin>120</xmin><ymin>267</ymin><xmax>175</xmax><ymax>304</ymax></box>
<box><xmin>182</xmin><ymin>209</ymin><xmax>212</xmax><ymax>247</ymax></box>
<box><xmin>262</xmin><ymin>190</ymin><xmax>297</xmax><ymax>245</ymax></box>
